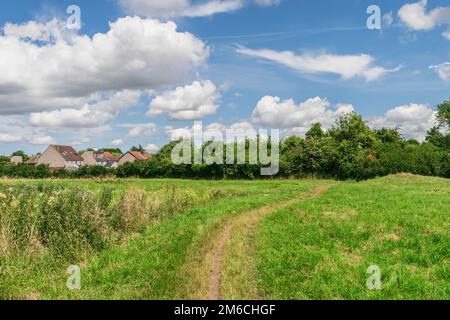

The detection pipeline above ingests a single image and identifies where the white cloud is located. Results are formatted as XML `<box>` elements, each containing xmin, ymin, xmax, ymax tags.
<box><xmin>165</xmin><ymin>126</ymin><xmax>193</xmax><ymax>141</ymax></box>
<box><xmin>110</xmin><ymin>139</ymin><xmax>124</xmax><ymax>147</ymax></box>
<box><xmin>398</xmin><ymin>0</ymin><xmax>450</xmax><ymax>38</ymax></box>
<box><xmin>118</xmin><ymin>123</ymin><xmax>158</xmax><ymax>138</ymax></box>
<box><xmin>3</xmin><ymin>19</ymin><xmax>74</xmax><ymax>42</ymax></box>
<box><xmin>443</xmin><ymin>31</ymin><xmax>450</xmax><ymax>40</ymax></box>
<box><xmin>165</xmin><ymin>121</ymin><xmax>258</xmax><ymax>142</ymax></box>
<box><xmin>429</xmin><ymin>62</ymin><xmax>450</xmax><ymax>80</ymax></box>
<box><xmin>251</xmin><ymin>96</ymin><xmax>354</xmax><ymax>131</ymax></box>
<box><xmin>0</xmin><ymin>16</ymin><xmax>208</xmax><ymax>114</ymax></box>
<box><xmin>237</xmin><ymin>47</ymin><xmax>401</xmax><ymax>81</ymax></box>
<box><xmin>148</xmin><ymin>80</ymin><xmax>220</xmax><ymax>120</ymax></box>
<box><xmin>29</xmin><ymin>136</ymin><xmax>56</xmax><ymax>145</ymax></box>
<box><xmin>0</xmin><ymin>133</ymin><xmax>22</xmax><ymax>143</ymax></box>
<box><xmin>119</xmin><ymin>0</ymin><xmax>242</xmax><ymax>18</ymax></box>
<box><xmin>183</xmin><ymin>0</ymin><xmax>244</xmax><ymax>17</ymax></box>
<box><xmin>145</xmin><ymin>144</ymin><xmax>160</xmax><ymax>152</ymax></box>
<box><xmin>72</xmin><ymin>137</ymin><xmax>91</xmax><ymax>146</ymax></box>
<box><xmin>383</xmin><ymin>11</ymin><xmax>394</xmax><ymax>28</ymax></box>
<box><xmin>119</xmin><ymin>0</ymin><xmax>280</xmax><ymax>18</ymax></box>
<box><xmin>368</xmin><ymin>103</ymin><xmax>437</xmax><ymax>141</ymax></box>
<box><xmin>29</xmin><ymin>90</ymin><xmax>141</xmax><ymax>128</ymax></box>
<box><xmin>3</xmin><ymin>19</ymin><xmax>71</xmax><ymax>42</ymax></box>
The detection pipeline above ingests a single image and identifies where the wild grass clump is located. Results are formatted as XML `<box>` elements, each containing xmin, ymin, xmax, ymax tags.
<box><xmin>0</xmin><ymin>184</ymin><xmax>218</xmax><ymax>262</ymax></box>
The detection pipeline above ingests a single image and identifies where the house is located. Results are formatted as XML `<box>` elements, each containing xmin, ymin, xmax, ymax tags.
<box><xmin>81</xmin><ymin>150</ymin><xmax>120</xmax><ymax>169</ymax></box>
<box><xmin>26</xmin><ymin>155</ymin><xmax>40</xmax><ymax>166</ymax></box>
<box><xmin>10</xmin><ymin>156</ymin><xmax>23</xmax><ymax>166</ymax></box>
<box><xmin>36</xmin><ymin>145</ymin><xmax>84</xmax><ymax>170</ymax></box>
<box><xmin>118</xmin><ymin>151</ymin><xmax>151</xmax><ymax>166</ymax></box>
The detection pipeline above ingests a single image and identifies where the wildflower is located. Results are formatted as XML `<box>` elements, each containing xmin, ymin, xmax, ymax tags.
<box><xmin>48</xmin><ymin>196</ymin><xmax>56</xmax><ymax>205</ymax></box>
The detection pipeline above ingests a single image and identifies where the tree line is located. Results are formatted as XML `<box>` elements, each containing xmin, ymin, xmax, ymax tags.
<box><xmin>1</xmin><ymin>102</ymin><xmax>449</xmax><ymax>181</ymax></box>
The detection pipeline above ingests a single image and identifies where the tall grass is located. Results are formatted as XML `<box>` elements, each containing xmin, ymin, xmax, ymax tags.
<box><xmin>0</xmin><ymin>184</ymin><xmax>217</xmax><ymax>262</ymax></box>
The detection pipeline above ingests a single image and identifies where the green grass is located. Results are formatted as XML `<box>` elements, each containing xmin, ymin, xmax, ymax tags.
<box><xmin>0</xmin><ymin>175</ymin><xmax>448</xmax><ymax>300</ymax></box>
<box><xmin>0</xmin><ymin>178</ymin><xmax>316</xmax><ymax>299</ymax></box>
<box><xmin>256</xmin><ymin>175</ymin><xmax>450</xmax><ymax>300</ymax></box>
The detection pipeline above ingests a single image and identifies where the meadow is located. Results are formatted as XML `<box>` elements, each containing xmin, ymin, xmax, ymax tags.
<box><xmin>0</xmin><ymin>175</ymin><xmax>448</xmax><ymax>300</ymax></box>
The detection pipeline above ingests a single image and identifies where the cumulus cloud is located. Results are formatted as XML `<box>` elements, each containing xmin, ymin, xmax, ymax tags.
<box><xmin>72</xmin><ymin>137</ymin><xmax>91</xmax><ymax>146</ymax></box>
<box><xmin>29</xmin><ymin>136</ymin><xmax>57</xmax><ymax>145</ymax></box>
<box><xmin>0</xmin><ymin>133</ymin><xmax>22</xmax><ymax>143</ymax></box>
<box><xmin>0</xmin><ymin>115</ymin><xmax>42</xmax><ymax>145</ymax></box>
<box><xmin>119</xmin><ymin>0</ymin><xmax>281</xmax><ymax>18</ymax></box>
<box><xmin>3</xmin><ymin>19</ymin><xmax>73</xmax><ymax>42</ymax></box>
<box><xmin>145</xmin><ymin>144</ymin><xmax>160</xmax><ymax>152</ymax></box>
<box><xmin>147</xmin><ymin>80</ymin><xmax>220</xmax><ymax>120</ymax></box>
<box><xmin>429</xmin><ymin>62</ymin><xmax>450</xmax><ymax>80</ymax></box>
<box><xmin>237</xmin><ymin>47</ymin><xmax>401</xmax><ymax>81</ymax></box>
<box><xmin>118</xmin><ymin>123</ymin><xmax>158</xmax><ymax>138</ymax></box>
<box><xmin>110</xmin><ymin>139</ymin><xmax>124</xmax><ymax>147</ymax></box>
<box><xmin>368</xmin><ymin>104</ymin><xmax>436</xmax><ymax>141</ymax></box>
<box><xmin>0</xmin><ymin>16</ymin><xmax>208</xmax><ymax>114</ymax></box>
<box><xmin>398</xmin><ymin>0</ymin><xmax>450</xmax><ymax>39</ymax></box>
<box><xmin>29</xmin><ymin>90</ymin><xmax>141</xmax><ymax>128</ymax></box>
<box><xmin>251</xmin><ymin>96</ymin><xmax>354</xmax><ymax>131</ymax></box>
<box><xmin>165</xmin><ymin>121</ymin><xmax>258</xmax><ymax>142</ymax></box>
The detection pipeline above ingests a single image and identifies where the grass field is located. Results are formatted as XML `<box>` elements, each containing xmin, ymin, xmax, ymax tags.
<box><xmin>0</xmin><ymin>175</ymin><xmax>448</xmax><ymax>300</ymax></box>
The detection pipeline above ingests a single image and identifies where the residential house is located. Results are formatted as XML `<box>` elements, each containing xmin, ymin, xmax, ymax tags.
<box><xmin>26</xmin><ymin>155</ymin><xmax>40</xmax><ymax>166</ymax></box>
<box><xmin>118</xmin><ymin>151</ymin><xmax>151</xmax><ymax>166</ymax></box>
<box><xmin>36</xmin><ymin>145</ymin><xmax>84</xmax><ymax>170</ymax></box>
<box><xmin>10</xmin><ymin>156</ymin><xmax>23</xmax><ymax>165</ymax></box>
<box><xmin>81</xmin><ymin>150</ymin><xmax>120</xmax><ymax>169</ymax></box>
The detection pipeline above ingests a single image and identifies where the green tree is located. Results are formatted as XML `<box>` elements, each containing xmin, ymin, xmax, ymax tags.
<box><xmin>406</xmin><ymin>139</ymin><xmax>420</xmax><ymax>145</ymax></box>
<box><xmin>329</xmin><ymin>113</ymin><xmax>376</xmax><ymax>149</ymax></box>
<box><xmin>375</xmin><ymin>128</ymin><xmax>402</xmax><ymax>144</ymax></box>
<box><xmin>436</xmin><ymin>100</ymin><xmax>450</xmax><ymax>128</ymax></box>
<box><xmin>305</xmin><ymin>123</ymin><xmax>325</xmax><ymax>140</ymax></box>
<box><xmin>131</xmin><ymin>145</ymin><xmax>145</xmax><ymax>152</ymax></box>
<box><xmin>426</xmin><ymin>127</ymin><xmax>450</xmax><ymax>150</ymax></box>
<box><xmin>101</xmin><ymin>148</ymin><xmax>123</xmax><ymax>154</ymax></box>
<box><xmin>0</xmin><ymin>156</ymin><xmax>10</xmax><ymax>164</ymax></box>
<box><xmin>11</xmin><ymin>150</ymin><xmax>29</xmax><ymax>161</ymax></box>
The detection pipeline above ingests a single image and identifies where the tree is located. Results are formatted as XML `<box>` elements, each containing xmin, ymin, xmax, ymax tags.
<box><xmin>375</xmin><ymin>128</ymin><xmax>402</xmax><ymax>144</ymax></box>
<box><xmin>436</xmin><ymin>101</ymin><xmax>450</xmax><ymax>128</ymax></box>
<box><xmin>0</xmin><ymin>156</ymin><xmax>10</xmax><ymax>164</ymax></box>
<box><xmin>329</xmin><ymin>113</ymin><xmax>376</xmax><ymax>148</ymax></box>
<box><xmin>101</xmin><ymin>148</ymin><xmax>123</xmax><ymax>154</ymax></box>
<box><xmin>11</xmin><ymin>150</ymin><xmax>29</xmax><ymax>161</ymax></box>
<box><xmin>406</xmin><ymin>139</ymin><xmax>420</xmax><ymax>145</ymax></box>
<box><xmin>306</xmin><ymin>123</ymin><xmax>325</xmax><ymax>140</ymax></box>
<box><xmin>131</xmin><ymin>145</ymin><xmax>145</xmax><ymax>152</ymax></box>
<box><xmin>426</xmin><ymin>127</ymin><xmax>450</xmax><ymax>150</ymax></box>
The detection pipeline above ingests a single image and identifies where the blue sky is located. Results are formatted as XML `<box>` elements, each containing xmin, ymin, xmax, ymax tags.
<box><xmin>0</xmin><ymin>0</ymin><xmax>449</xmax><ymax>155</ymax></box>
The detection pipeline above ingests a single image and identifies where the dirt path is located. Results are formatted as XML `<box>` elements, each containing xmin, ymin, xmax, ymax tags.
<box><xmin>207</xmin><ymin>184</ymin><xmax>334</xmax><ymax>300</ymax></box>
